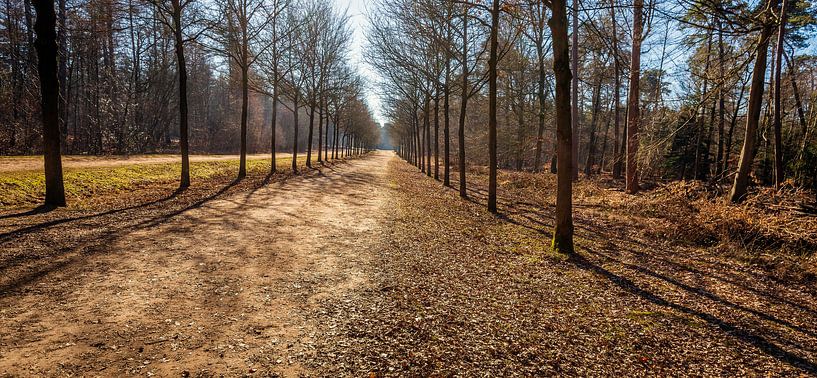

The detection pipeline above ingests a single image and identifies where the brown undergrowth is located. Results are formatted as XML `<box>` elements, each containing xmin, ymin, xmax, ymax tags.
<box><xmin>481</xmin><ymin>167</ymin><xmax>817</xmax><ymax>284</ymax></box>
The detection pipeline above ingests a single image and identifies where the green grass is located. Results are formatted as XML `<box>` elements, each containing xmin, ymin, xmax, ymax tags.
<box><xmin>0</xmin><ymin>156</ymin><xmax>292</xmax><ymax>208</ymax></box>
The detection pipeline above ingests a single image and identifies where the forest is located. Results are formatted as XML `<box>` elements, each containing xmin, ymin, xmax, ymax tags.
<box><xmin>2</xmin><ymin>0</ymin><xmax>817</xmax><ymax>375</ymax></box>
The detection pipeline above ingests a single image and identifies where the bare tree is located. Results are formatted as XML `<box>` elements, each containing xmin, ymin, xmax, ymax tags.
<box><xmin>33</xmin><ymin>0</ymin><xmax>66</xmax><ymax>206</ymax></box>
<box><xmin>730</xmin><ymin>0</ymin><xmax>780</xmax><ymax>202</ymax></box>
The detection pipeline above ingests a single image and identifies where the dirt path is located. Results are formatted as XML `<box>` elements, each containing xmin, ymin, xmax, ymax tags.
<box><xmin>0</xmin><ymin>152</ymin><xmax>394</xmax><ymax>376</ymax></box>
<box><xmin>0</xmin><ymin>153</ymin><xmax>291</xmax><ymax>172</ymax></box>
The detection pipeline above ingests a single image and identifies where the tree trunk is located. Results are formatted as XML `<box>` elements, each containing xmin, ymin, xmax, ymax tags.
<box><xmin>458</xmin><ymin>5</ymin><xmax>469</xmax><ymax>198</ymax></box>
<box><xmin>239</xmin><ymin>63</ymin><xmax>249</xmax><ymax>179</ymax></box>
<box><xmin>292</xmin><ymin>92</ymin><xmax>300</xmax><ymax>173</ymax></box>
<box><xmin>730</xmin><ymin>0</ymin><xmax>778</xmax><ymax>202</ymax></box>
<box><xmin>584</xmin><ymin>75</ymin><xmax>602</xmax><ymax>176</ymax></box>
<box><xmin>724</xmin><ymin>79</ymin><xmax>747</xmax><ymax>175</ymax></box>
<box><xmin>172</xmin><ymin>0</ymin><xmax>190</xmax><ymax>189</ymax></box>
<box><xmin>549</xmin><ymin>0</ymin><xmax>574</xmax><ymax>253</ymax></box>
<box><xmin>610</xmin><ymin>0</ymin><xmax>623</xmax><ymax>179</ymax></box>
<box><xmin>715</xmin><ymin>18</ymin><xmax>726</xmax><ymax>181</ymax></box>
<box><xmin>625</xmin><ymin>0</ymin><xmax>643</xmax><ymax>194</ymax></box>
<box><xmin>773</xmin><ymin>0</ymin><xmax>788</xmax><ymax>188</ymax></box>
<box><xmin>444</xmin><ymin>57</ymin><xmax>451</xmax><ymax>187</ymax></box>
<box><xmin>34</xmin><ymin>0</ymin><xmax>66</xmax><ymax>206</ymax></box>
<box><xmin>318</xmin><ymin>99</ymin><xmax>324</xmax><ymax>163</ymax></box>
<box><xmin>533</xmin><ymin>44</ymin><xmax>547</xmax><ymax>173</ymax></box>
<box><xmin>434</xmin><ymin>92</ymin><xmax>440</xmax><ymax>180</ymax></box>
<box><xmin>570</xmin><ymin>0</ymin><xmax>579</xmax><ymax>181</ymax></box>
<box><xmin>783</xmin><ymin>51</ymin><xmax>808</xmax><ymax>162</ymax></box>
<box><xmin>425</xmin><ymin>96</ymin><xmax>432</xmax><ymax>177</ymax></box>
<box><xmin>487</xmin><ymin>0</ymin><xmax>499</xmax><ymax>213</ymax></box>
<box><xmin>307</xmin><ymin>104</ymin><xmax>315</xmax><ymax>168</ymax></box>
<box><xmin>270</xmin><ymin>78</ymin><xmax>279</xmax><ymax>173</ymax></box>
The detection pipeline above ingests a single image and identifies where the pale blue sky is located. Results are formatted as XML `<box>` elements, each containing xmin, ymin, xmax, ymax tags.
<box><xmin>332</xmin><ymin>0</ymin><xmax>384</xmax><ymax>126</ymax></box>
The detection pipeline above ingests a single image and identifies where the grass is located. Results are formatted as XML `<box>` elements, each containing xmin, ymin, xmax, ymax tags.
<box><xmin>0</xmin><ymin>156</ymin><xmax>293</xmax><ymax>209</ymax></box>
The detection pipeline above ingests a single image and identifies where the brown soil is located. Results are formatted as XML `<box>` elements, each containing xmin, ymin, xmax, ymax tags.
<box><xmin>0</xmin><ymin>152</ymin><xmax>392</xmax><ymax>376</ymax></box>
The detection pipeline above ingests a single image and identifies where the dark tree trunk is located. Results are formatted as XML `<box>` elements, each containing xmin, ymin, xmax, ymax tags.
<box><xmin>549</xmin><ymin>0</ymin><xmax>574</xmax><ymax>253</ymax></box>
<box><xmin>783</xmin><ymin>52</ymin><xmax>808</xmax><ymax>161</ymax></box>
<box><xmin>610</xmin><ymin>0</ymin><xmax>623</xmax><ymax>179</ymax></box>
<box><xmin>570</xmin><ymin>0</ymin><xmax>579</xmax><ymax>181</ymax></box>
<box><xmin>307</xmin><ymin>104</ymin><xmax>315</xmax><ymax>168</ymax></box>
<box><xmin>34</xmin><ymin>0</ymin><xmax>66</xmax><ymax>206</ymax></box>
<box><xmin>425</xmin><ymin>96</ymin><xmax>432</xmax><ymax>177</ymax></box>
<box><xmin>730</xmin><ymin>0</ymin><xmax>778</xmax><ymax>202</ymax></box>
<box><xmin>487</xmin><ymin>0</ymin><xmax>499</xmax><ymax>213</ymax></box>
<box><xmin>270</xmin><ymin>78</ymin><xmax>279</xmax><ymax>173</ymax></box>
<box><xmin>434</xmin><ymin>92</ymin><xmax>440</xmax><ymax>180</ymax></box>
<box><xmin>533</xmin><ymin>44</ymin><xmax>547</xmax><ymax>173</ymax></box>
<box><xmin>625</xmin><ymin>0</ymin><xmax>643</xmax><ymax>194</ymax></box>
<box><xmin>584</xmin><ymin>76</ymin><xmax>602</xmax><ymax>176</ymax></box>
<box><xmin>239</xmin><ymin>64</ymin><xmax>249</xmax><ymax>179</ymax></box>
<box><xmin>318</xmin><ymin>99</ymin><xmax>324</xmax><ymax>163</ymax></box>
<box><xmin>773</xmin><ymin>0</ymin><xmax>788</xmax><ymax>187</ymax></box>
<box><xmin>292</xmin><ymin>92</ymin><xmax>300</xmax><ymax>173</ymax></box>
<box><xmin>172</xmin><ymin>0</ymin><xmax>190</xmax><ymax>189</ymax></box>
<box><xmin>458</xmin><ymin>5</ymin><xmax>469</xmax><ymax>199</ymax></box>
<box><xmin>444</xmin><ymin>57</ymin><xmax>451</xmax><ymax>186</ymax></box>
<box><xmin>715</xmin><ymin>18</ymin><xmax>726</xmax><ymax>181</ymax></box>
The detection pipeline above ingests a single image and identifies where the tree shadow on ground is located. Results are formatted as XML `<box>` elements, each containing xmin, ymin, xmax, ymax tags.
<box><xmin>411</xmin><ymin>165</ymin><xmax>817</xmax><ymax>374</ymax></box>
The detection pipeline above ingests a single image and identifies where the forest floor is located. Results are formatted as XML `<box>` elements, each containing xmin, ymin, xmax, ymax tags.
<box><xmin>1</xmin><ymin>151</ymin><xmax>817</xmax><ymax>376</ymax></box>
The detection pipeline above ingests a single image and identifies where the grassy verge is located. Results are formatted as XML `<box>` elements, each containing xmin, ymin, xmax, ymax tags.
<box><xmin>0</xmin><ymin>156</ymin><xmax>295</xmax><ymax>209</ymax></box>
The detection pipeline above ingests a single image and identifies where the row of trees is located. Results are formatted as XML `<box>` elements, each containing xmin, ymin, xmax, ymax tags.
<box><xmin>7</xmin><ymin>0</ymin><xmax>381</xmax><ymax>206</ymax></box>
<box><xmin>377</xmin><ymin>0</ymin><xmax>816</xmax><ymax>252</ymax></box>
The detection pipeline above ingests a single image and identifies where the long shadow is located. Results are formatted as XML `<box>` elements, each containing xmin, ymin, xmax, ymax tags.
<box><xmin>409</xmin><ymin>161</ymin><xmax>817</xmax><ymax>371</ymax></box>
<box><xmin>568</xmin><ymin>252</ymin><xmax>817</xmax><ymax>375</ymax></box>
<box><xmin>0</xmin><ymin>180</ymin><xmax>241</xmax><ymax>297</ymax></box>
<box><xmin>0</xmin><ymin>156</ymin><xmax>388</xmax><ymax>298</ymax></box>
<box><xmin>587</xmin><ymin>247</ymin><xmax>817</xmax><ymax>340</ymax></box>
<box><xmin>0</xmin><ymin>189</ymin><xmax>183</xmax><ymax>243</ymax></box>
<box><xmin>0</xmin><ymin>205</ymin><xmax>57</xmax><ymax>220</ymax></box>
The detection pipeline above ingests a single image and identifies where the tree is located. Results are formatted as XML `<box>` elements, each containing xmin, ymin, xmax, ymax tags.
<box><xmin>625</xmin><ymin>0</ymin><xmax>644</xmax><ymax>194</ymax></box>
<box><xmin>210</xmin><ymin>0</ymin><xmax>271</xmax><ymax>179</ymax></box>
<box><xmin>487</xmin><ymin>0</ymin><xmax>500</xmax><ymax>213</ymax></box>
<box><xmin>33</xmin><ymin>0</ymin><xmax>66</xmax><ymax>206</ymax></box>
<box><xmin>730</xmin><ymin>0</ymin><xmax>780</xmax><ymax>202</ymax></box>
<box><xmin>773</xmin><ymin>0</ymin><xmax>789</xmax><ymax>188</ymax></box>
<box><xmin>548</xmin><ymin>0</ymin><xmax>574</xmax><ymax>253</ymax></box>
<box><xmin>147</xmin><ymin>0</ymin><xmax>207</xmax><ymax>189</ymax></box>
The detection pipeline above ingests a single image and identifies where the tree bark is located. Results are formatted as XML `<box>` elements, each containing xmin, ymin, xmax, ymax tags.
<box><xmin>625</xmin><ymin>0</ymin><xmax>643</xmax><ymax>194</ymax></box>
<box><xmin>570</xmin><ymin>0</ymin><xmax>579</xmax><ymax>181</ymax></box>
<box><xmin>292</xmin><ymin>91</ymin><xmax>300</xmax><ymax>173</ymax></box>
<box><xmin>270</xmin><ymin>78</ymin><xmax>279</xmax><ymax>173</ymax></box>
<box><xmin>730</xmin><ymin>0</ymin><xmax>778</xmax><ymax>202</ymax></box>
<box><xmin>434</xmin><ymin>91</ymin><xmax>440</xmax><ymax>180</ymax></box>
<box><xmin>610</xmin><ymin>0</ymin><xmax>623</xmax><ymax>179</ymax></box>
<box><xmin>307</xmin><ymin>105</ymin><xmax>315</xmax><ymax>168</ymax></box>
<box><xmin>772</xmin><ymin>0</ymin><xmax>788</xmax><ymax>188</ymax></box>
<box><xmin>34</xmin><ymin>0</ymin><xmax>66</xmax><ymax>206</ymax></box>
<box><xmin>715</xmin><ymin>18</ymin><xmax>726</xmax><ymax>181</ymax></box>
<box><xmin>444</xmin><ymin>56</ymin><xmax>451</xmax><ymax>187</ymax></box>
<box><xmin>584</xmin><ymin>75</ymin><xmax>602</xmax><ymax>176</ymax></box>
<box><xmin>172</xmin><ymin>0</ymin><xmax>190</xmax><ymax>189</ymax></box>
<box><xmin>487</xmin><ymin>0</ymin><xmax>499</xmax><ymax>213</ymax></box>
<box><xmin>549</xmin><ymin>0</ymin><xmax>574</xmax><ymax>253</ymax></box>
<box><xmin>458</xmin><ymin>5</ymin><xmax>469</xmax><ymax>198</ymax></box>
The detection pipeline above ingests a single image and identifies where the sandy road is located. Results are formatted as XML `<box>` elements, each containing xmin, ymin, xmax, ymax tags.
<box><xmin>0</xmin><ymin>151</ymin><xmax>394</xmax><ymax>376</ymax></box>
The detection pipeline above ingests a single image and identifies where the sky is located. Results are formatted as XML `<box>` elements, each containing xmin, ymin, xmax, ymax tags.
<box><xmin>332</xmin><ymin>0</ymin><xmax>385</xmax><ymax>126</ymax></box>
